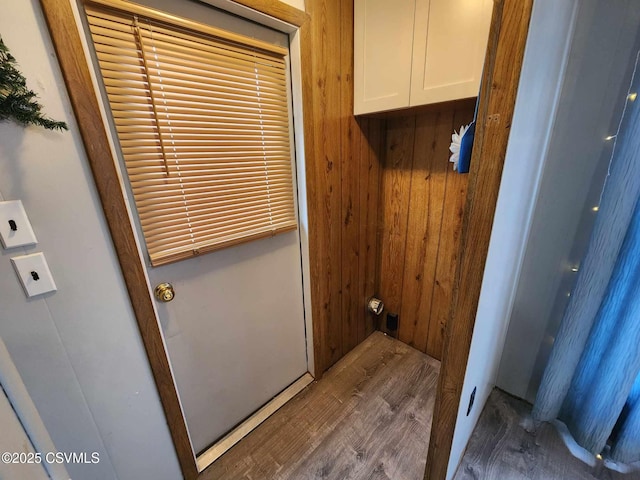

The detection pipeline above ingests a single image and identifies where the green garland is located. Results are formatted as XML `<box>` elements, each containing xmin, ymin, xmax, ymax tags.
<box><xmin>0</xmin><ymin>36</ymin><xmax>67</xmax><ymax>131</ymax></box>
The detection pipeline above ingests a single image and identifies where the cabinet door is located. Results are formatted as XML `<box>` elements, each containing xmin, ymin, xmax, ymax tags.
<box><xmin>354</xmin><ymin>0</ymin><xmax>416</xmax><ymax>115</ymax></box>
<box><xmin>410</xmin><ymin>0</ymin><xmax>492</xmax><ymax>106</ymax></box>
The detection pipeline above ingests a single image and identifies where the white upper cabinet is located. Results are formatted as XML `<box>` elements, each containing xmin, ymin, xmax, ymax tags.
<box><xmin>354</xmin><ymin>0</ymin><xmax>493</xmax><ymax>115</ymax></box>
<box><xmin>354</xmin><ymin>0</ymin><xmax>416</xmax><ymax>114</ymax></box>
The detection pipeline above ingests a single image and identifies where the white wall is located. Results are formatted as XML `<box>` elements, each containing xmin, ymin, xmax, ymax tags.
<box><xmin>0</xmin><ymin>387</ymin><xmax>49</xmax><ymax>480</ymax></box>
<box><xmin>0</xmin><ymin>2</ymin><xmax>182</xmax><ymax>479</ymax></box>
<box><xmin>445</xmin><ymin>0</ymin><xmax>578</xmax><ymax>477</ymax></box>
<box><xmin>496</xmin><ymin>0</ymin><xmax>640</xmax><ymax>403</ymax></box>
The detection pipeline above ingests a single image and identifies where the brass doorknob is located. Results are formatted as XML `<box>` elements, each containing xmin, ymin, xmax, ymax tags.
<box><xmin>154</xmin><ymin>283</ymin><xmax>175</xmax><ymax>302</ymax></box>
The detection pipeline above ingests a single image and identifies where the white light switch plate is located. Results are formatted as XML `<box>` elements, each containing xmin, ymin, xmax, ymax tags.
<box><xmin>11</xmin><ymin>253</ymin><xmax>57</xmax><ymax>298</ymax></box>
<box><xmin>0</xmin><ymin>200</ymin><xmax>38</xmax><ymax>249</ymax></box>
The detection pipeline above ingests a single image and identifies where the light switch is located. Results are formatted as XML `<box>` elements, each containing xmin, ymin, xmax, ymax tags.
<box><xmin>0</xmin><ymin>200</ymin><xmax>38</xmax><ymax>249</ymax></box>
<box><xmin>11</xmin><ymin>253</ymin><xmax>57</xmax><ymax>298</ymax></box>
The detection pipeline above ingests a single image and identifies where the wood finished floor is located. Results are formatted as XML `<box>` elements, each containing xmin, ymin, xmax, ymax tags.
<box><xmin>454</xmin><ymin>389</ymin><xmax>639</xmax><ymax>480</ymax></box>
<box><xmin>201</xmin><ymin>331</ymin><xmax>440</xmax><ymax>480</ymax></box>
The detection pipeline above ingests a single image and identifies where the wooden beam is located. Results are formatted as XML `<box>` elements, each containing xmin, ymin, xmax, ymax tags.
<box><xmin>424</xmin><ymin>0</ymin><xmax>534</xmax><ymax>479</ymax></box>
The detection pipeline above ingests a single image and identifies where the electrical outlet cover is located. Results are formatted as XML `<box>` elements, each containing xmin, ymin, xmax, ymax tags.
<box><xmin>11</xmin><ymin>252</ymin><xmax>57</xmax><ymax>298</ymax></box>
<box><xmin>0</xmin><ymin>200</ymin><xmax>38</xmax><ymax>249</ymax></box>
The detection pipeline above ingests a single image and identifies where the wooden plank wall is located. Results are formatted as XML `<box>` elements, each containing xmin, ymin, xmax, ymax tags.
<box><xmin>377</xmin><ymin>103</ymin><xmax>475</xmax><ymax>359</ymax></box>
<box><xmin>305</xmin><ymin>0</ymin><xmax>385</xmax><ymax>375</ymax></box>
<box><xmin>306</xmin><ymin>0</ymin><xmax>474</xmax><ymax>370</ymax></box>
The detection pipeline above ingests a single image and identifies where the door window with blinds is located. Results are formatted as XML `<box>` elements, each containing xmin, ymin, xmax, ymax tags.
<box><xmin>84</xmin><ymin>1</ymin><xmax>298</xmax><ymax>266</ymax></box>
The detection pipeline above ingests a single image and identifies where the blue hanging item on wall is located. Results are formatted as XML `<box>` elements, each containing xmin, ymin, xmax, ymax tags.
<box><xmin>457</xmin><ymin>121</ymin><xmax>476</xmax><ymax>173</ymax></box>
<box><xmin>449</xmin><ymin>81</ymin><xmax>481</xmax><ymax>173</ymax></box>
<box><xmin>448</xmin><ymin>120</ymin><xmax>476</xmax><ymax>173</ymax></box>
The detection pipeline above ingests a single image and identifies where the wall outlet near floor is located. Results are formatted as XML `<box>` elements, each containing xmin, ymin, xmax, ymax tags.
<box><xmin>386</xmin><ymin>313</ymin><xmax>398</xmax><ymax>331</ymax></box>
<box><xmin>467</xmin><ymin>386</ymin><xmax>477</xmax><ymax>416</ymax></box>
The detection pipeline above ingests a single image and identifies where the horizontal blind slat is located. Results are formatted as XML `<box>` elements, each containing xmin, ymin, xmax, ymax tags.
<box><xmin>135</xmin><ymin>187</ymin><xmax>292</xmax><ymax>209</ymax></box>
<box><xmin>138</xmin><ymin>35</ymin><xmax>287</xmax><ymax>75</ymax></box>
<box><xmin>103</xmin><ymin>88</ymin><xmax>288</xmax><ymax>114</ymax></box>
<box><xmin>129</xmin><ymin>173</ymin><xmax>293</xmax><ymax>188</ymax></box>
<box><xmin>119</xmin><ymin>138</ymin><xmax>291</xmax><ymax>148</ymax></box>
<box><xmin>103</xmin><ymin>77</ymin><xmax>287</xmax><ymax>103</ymax></box>
<box><xmin>130</xmin><ymin>176</ymin><xmax>292</xmax><ymax>193</ymax></box>
<box><xmin>146</xmin><ymin>212</ymin><xmax>296</xmax><ymax>247</ymax></box>
<box><xmin>113</xmin><ymin>124</ymin><xmax>289</xmax><ymax>135</ymax></box>
<box><xmin>100</xmin><ymin>68</ymin><xmax>285</xmax><ymax>97</ymax></box>
<box><xmin>128</xmin><ymin>168</ymin><xmax>293</xmax><ymax>182</ymax></box>
<box><xmin>134</xmin><ymin>184</ymin><xmax>292</xmax><ymax>204</ymax></box>
<box><xmin>147</xmin><ymin>219</ymin><xmax>297</xmax><ymax>254</ymax></box>
<box><xmin>111</xmin><ymin>108</ymin><xmax>289</xmax><ymax>124</ymax></box>
<box><xmin>100</xmin><ymin>59</ymin><xmax>286</xmax><ymax>93</ymax></box>
<box><xmin>117</xmin><ymin>132</ymin><xmax>290</xmax><ymax>141</ymax></box>
<box><xmin>126</xmin><ymin>162</ymin><xmax>293</xmax><ymax>172</ymax></box>
<box><xmin>141</xmin><ymin>200</ymin><xmax>294</xmax><ymax>230</ymax></box>
<box><xmin>150</xmin><ymin>224</ymin><xmax>297</xmax><ymax>266</ymax></box>
<box><xmin>137</xmin><ymin>190</ymin><xmax>294</xmax><ymax>215</ymax></box>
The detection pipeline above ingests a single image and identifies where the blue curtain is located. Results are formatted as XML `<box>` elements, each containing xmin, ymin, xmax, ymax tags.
<box><xmin>559</xmin><ymin>197</ymin><xmax>640</xmax><ymax>464</ymax></box>
<box><xmin>532</xmin><ymin>70</ymin><xmax>640</xmax><ymax>470</ymax></box>
<box><xmin>611</xmin><ymin>373</ymin><xmax>640</xmax><ymax>463</ymax></box>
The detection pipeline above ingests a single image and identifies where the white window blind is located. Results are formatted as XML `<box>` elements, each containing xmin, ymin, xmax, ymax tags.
<box><xmin>84</xmin><ymin>0</ymin><xmax>297</xmax><ymax>266</ymax></box>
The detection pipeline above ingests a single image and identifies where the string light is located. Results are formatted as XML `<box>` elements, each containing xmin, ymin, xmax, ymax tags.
<box><xmin>605</xmin><ymin>135</ymin><xmax>616</xmax><ymax>141</ymax></box>
<box><xmin>597</xmin><ymin>50</ymin><xmax>640</xmax><ymax>210</ymax></box>
<box><xmin>571</xmin><ymin>267</ymin><xmax>579</xmax><ymax>272</ymax></box>
<box><xmin>592</xmin><ymin>206</ymin><xmax>600</xmax><ymax>212</ymax></box>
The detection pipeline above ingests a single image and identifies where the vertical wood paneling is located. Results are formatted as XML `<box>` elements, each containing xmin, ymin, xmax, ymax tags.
<box><xmin>399</xmin><ymin>111</ymin><xmax>451</xmax><ymax>351</ymax></box>
<box><xmin>426</xmin><ymin>109</ymin><xmax>472</xmax><ymax>357</ymax></box>
<box><xmin>359</xmin><ymin>117</ymin><xmax>385</xmax><ymax>340</ymax></box>
<box><xmin>377</xmin><ymin>104</ymin><xmax>474</xmax><ymax>358</ymax></box>
<box><xmin>378</xmin><ymin>116</ymin><xmax>416</xmax><ymax>333</ymax></box>
<box><xmin>307</xmin><ymin>0</ymin><xmax>343</xmax><ymax>369</ymax></box>
<box><xmin>305</xmin><ymin>0</ymin><xmax>385</xmax><ymax>375</ymax></box>
<box><xmin>340</xmin><ymin>0</ymin><xmax>361</xmax><ymax>354</ymax></box>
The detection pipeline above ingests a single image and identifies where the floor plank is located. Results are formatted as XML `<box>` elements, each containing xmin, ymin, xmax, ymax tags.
<box><xmin>202</xmin><ymin>332</ymin><xmax>440</xmax><ymax>480</ymax></box>
<box><xmin>454</xmin><ymin>389</ymin><xmax>637</xmax><ymax>480</ymax></box>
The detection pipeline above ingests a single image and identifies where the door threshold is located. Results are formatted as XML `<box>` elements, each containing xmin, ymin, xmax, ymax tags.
<box><xmin>196</xmin><ymin>372</ymin><xmax>314</xmax><ymax>472</ymax></box>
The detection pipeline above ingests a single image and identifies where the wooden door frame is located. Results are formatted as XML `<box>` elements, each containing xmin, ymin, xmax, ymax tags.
<box><xmin>424</xmin><ymin>0</ymin><xmax>534</xmax><ymax>478</ymax></box>
<box><xmin>39</xmin><ymin>0</ymin><xmax>533</xmax><ymax>479</ymax></box>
